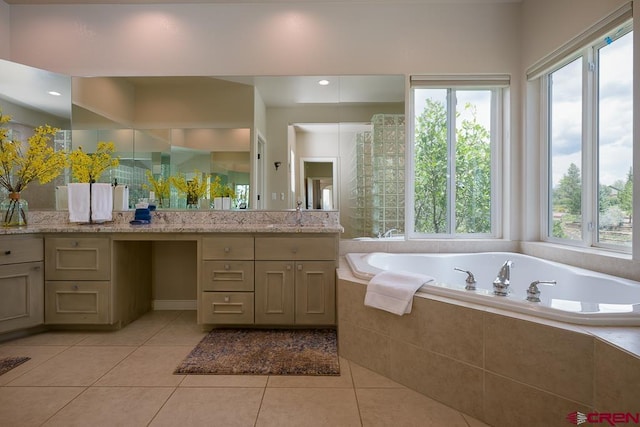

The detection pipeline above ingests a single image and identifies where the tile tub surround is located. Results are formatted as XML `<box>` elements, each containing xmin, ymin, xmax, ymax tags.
<box><xmin>337</xmin><ymin>266</ymin><xmax>640</xmax><ymax>427</ymax></box>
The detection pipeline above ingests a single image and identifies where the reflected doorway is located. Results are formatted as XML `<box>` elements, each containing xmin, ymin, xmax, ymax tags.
<box><xmin>300</xmin><ymin>158</ymin><xmax>337</xmax><ymax>210</ymax></box>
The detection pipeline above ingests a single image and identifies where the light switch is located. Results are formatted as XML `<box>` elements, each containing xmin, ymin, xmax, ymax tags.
<box><xmin>280</xmin><ymin>192</ymin><xmax>285</xmax><ymax>200</ymax></box>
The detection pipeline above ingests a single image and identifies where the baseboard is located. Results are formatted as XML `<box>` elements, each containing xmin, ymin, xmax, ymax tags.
<box><xmin>152</xmin><ymin>300</ymin><xmax>197</xmax><ymax>310</ymax></box>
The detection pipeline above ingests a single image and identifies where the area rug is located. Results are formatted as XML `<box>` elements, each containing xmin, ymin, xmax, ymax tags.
<box><xmin>0</xmin><ymin>356</ymin><xmax>30</xmax><ymax>376</ymax></box>
<box><xmin>174</xmin><ymin>328</ymin><xmax>340</xmax><ymax>376</ymax></box>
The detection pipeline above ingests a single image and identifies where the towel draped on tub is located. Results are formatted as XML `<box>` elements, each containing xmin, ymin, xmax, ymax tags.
<box><xmin>364</xmin><ymin>270</ymin><xmax>435</xmax><ymax>315</ymax></box>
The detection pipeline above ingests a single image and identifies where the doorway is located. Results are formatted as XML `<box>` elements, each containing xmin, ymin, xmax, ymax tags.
<box><xmin>299</xmin><ymin>157</ymin><xmax>338</xmax><ymax>210</ymax></box>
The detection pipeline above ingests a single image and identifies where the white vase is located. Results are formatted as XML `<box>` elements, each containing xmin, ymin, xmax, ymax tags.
<box><xmin>214</xmin><ymin>197</ymin><xmax>232</xmax><ymax>210</ymax></box>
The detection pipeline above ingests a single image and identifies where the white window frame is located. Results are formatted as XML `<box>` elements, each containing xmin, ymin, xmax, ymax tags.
<box><xmin>407</xmin><ymin>75</ymin><xmax>508</xmax><ymax>239</ymax></box>
<box><xmin>539</xmin><ymin>17</ymin><xmax>633</xmax><ymax>252</ymax></box>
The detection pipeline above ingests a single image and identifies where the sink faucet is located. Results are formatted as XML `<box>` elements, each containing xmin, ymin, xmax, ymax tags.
<box><xmin>492</xmin><ymin>260</ymin><xmax>513</xmax><ymax>296</ymax></box>
<box><xmin>378</xmin><ymin>229</ymin><xmax>398</xmax><ymax>238</ymax></box>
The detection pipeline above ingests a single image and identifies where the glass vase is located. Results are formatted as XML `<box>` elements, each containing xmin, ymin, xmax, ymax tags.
<box><xmin>2</xmin><ymin>192</ymin><xmax>28</xmax><ymax>227</ymax></box>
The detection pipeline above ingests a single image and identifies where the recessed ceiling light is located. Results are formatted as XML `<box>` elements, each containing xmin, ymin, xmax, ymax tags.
<box><xmin>48</xmin><ymin>91</ymin><xmax>61</xmax><ymax>96</ymax></box>
<box><xmin>318</xmin><ymin>79</ymin><xmax>330</xmax><ymax>86</ymax></box>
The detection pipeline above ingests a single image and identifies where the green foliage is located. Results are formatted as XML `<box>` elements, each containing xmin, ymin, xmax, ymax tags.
<box><xmin>553</xmin><ymin>163</ymin><xmax>581</xmax><ymax>215</ymax></box>
<box><xmin>413</xmin><ymin>99</ymin><xmax>491</xmax><ymax>234</ymax></box>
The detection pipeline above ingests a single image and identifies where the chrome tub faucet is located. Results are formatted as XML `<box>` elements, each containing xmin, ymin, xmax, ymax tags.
<box><xmin>526</xmin><ymin>280</ymin><xmax>557</xmax><ymax>302</ymax></box>
<box><xmin>493</xmin><ymin>260</ymin><xmax>513</xmax><ymax>296</ymax></box>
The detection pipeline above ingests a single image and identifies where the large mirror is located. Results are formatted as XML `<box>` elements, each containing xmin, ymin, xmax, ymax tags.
<box><xmin>0</xmin><ymin>59</ymin><xmax>406</xmax><ymax>238</ymax></box>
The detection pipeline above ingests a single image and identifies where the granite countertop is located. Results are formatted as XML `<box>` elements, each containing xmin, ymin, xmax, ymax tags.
<box><xmin>0</xmin><ymin>210</ymin><xmax>344</xmax><ymax>235</ymax></box>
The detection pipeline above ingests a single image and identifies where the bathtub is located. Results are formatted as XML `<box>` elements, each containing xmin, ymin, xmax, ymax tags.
<box><xmin>346</xmin><ymin>251</ymin><xmax>640</xmax><ymax>326</ymax></box>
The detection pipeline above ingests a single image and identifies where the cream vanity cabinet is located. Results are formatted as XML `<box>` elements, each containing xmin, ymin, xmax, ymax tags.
<box><xmin>0</xmin><ymin>235</ymin><xmax>44</xmax><ymax>334</ymax></box>
<box><xmin>44</xmin><ymin>236</ymin><xmax>112</xmax><ymax>324</ymax></box>
<box><xmin>254</xmin><ymin>235</ymin><xmax>337</xmax><ymax>325</ymax></box>
<box><xmin>200</xmin><ymin>235</ymin><xmax>255</xmax><ymax>324</ymax></box>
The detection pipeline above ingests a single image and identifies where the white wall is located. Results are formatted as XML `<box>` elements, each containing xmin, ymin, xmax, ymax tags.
<box><xmin>0</xmin><ymin>1</ymin><xmax>9</xmax><ymax>60</ymax></box>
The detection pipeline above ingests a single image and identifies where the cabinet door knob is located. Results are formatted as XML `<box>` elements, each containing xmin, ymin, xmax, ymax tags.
<box><xmin>4</xmin><ymin>250</ymin><xmax>10</xmax><ymax>255</ymax></box>
<box><xmin>224</xmin><ymin>296</ymin><xmax>230</xmax><ymax>303</ymax></box>
<box><xmin>286</xmin><ymin>265</ymin><xmax>292</xmax><ymax>271</ymax></box>
<box><xmin>224</xmin><ymin>264</ymin><xmax>230</xmax><ymax>270</ymax></box>
<box><xmin>32</xmin><ymin>265</ymin><xmax>41</xmax><ymax>271</ymax></box>
<box><xmin>71</xmin><ymin>241</ymin><xmax>79</xmax><ymax>247</ymax></box>
<box><xmin>224</xmin><ymin>247</ymin><xmax>230</xmax><ymax>253</ymax></box>
<box><xmin>297</xmin><ymin>264</ymin><xmax>303</xmax><ymax>271</ymax></box>
<box><xmin>291</xmin><ymin>248</ymin><xmax>298</xmax><ymax>254</ymax></box>
<box><xmin>72</xmin><ymin>284</ymin><xmax>79</xmax><ymax>291</ymax></box>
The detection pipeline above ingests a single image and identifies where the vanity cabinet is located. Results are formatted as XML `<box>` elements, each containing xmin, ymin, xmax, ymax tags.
<box><xmin>200</xmin><ymin>236</ymin><xmax>255</xmax><ymax>324</ymax></box>
<box><xmin>44</xmin><ymin>236</ymin><xmax>112</xmax><ymax>324</ymax></box>
<box><xmin>0</xmin><ymin>235</ymin><xmax>44</xmax><ymax>334</ymax></box>
<box><xmin>254</xmin><ymin>235</ymin><xmax>337</xmax><ymax>325</ymax></box>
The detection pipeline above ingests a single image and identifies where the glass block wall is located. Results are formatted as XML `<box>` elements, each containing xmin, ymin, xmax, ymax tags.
<box><xmin>349</xmin><ymin>114</ymin><xmax>405</xmax><ymax>238</ymax></box>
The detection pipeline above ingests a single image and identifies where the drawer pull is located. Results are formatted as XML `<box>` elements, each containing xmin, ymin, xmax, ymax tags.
<box><xmin>72</xmin><ymin>284</ymin><xmax>79</xmax><ymax>291</ymax></box>
<box><xmin>286</xmin><ymin>265</ymin><xmax>292</xmax><ymax>271</ymax></box>
<box><xmin>32</xmin><ymin>266</ymin><xmax>41</xmax><ymax>271</ymax></box>
<box><xmin>224</xmin><ymin>247</ymin><xmax>230</xmax><ymax>253</ymax></box>
<box><xmin>224</xmin><ymin>296</ymin><xmax>230</xmax><ymax>303</ymax></box>
<box><xmin>292</xmin><ymin>248</ymin><xmax>298</xmax><ymax>254</ymax></box>
<box><xmin>4</xmin><ymin>250</ymin><xmax>10</xmax><ymax>255</ymax></box>
<box><xmin>224</xmin><ymin>264</ymin><xmax>230</xmax><ymax>270</ymax></box>
<box><xmin>71</xmin><ymin>241</ymin><xmax>79</xmax><ymax>247</ymax></box>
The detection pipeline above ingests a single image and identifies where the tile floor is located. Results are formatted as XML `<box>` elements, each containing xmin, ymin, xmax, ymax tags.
<box><xmin>0</xmin><ymin>311</ymin><xmax>488</xmax><ymax>426</ymax></box>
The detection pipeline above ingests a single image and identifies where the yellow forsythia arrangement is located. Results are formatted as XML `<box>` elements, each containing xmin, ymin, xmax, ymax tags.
<box><xmin>142</xmin><ymin>169</ymin><xmax>170</xmax><ymax>201</ymax></box>
<box><xmin>0</xmin><ymin>111</ymin><xmax>67</xmax><ymax>193</ymax></box>
<box><xmin>209</xmin><ymin>175</ymin><xmax>235</xmax><ymax>199</ymax></box>
<box><xmin>170</xmin><ymin>170</ymin><xmax>209</xmax><ymax>202</ymax></box>
<box><xmin>68</xmin><ymin>141</ymin><xmax>119</xmax><ymax>183</ymax></box>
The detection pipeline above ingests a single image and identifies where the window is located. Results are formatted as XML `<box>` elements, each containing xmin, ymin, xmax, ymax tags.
<box><xmin>545</xmin><ymin>23</ymin><xmax>633</xmax><ymax>250</ymax></box>
<box><xmin>409</xmin><ymin>77</ymin><xmax>506</xmax><ymax>238</ymax></box>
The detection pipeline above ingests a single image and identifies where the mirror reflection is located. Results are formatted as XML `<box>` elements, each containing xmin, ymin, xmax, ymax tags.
<box><xmin>0</xmin><ymin>59</ymin><xmax>406</xmax><ymax>238</ymax></box>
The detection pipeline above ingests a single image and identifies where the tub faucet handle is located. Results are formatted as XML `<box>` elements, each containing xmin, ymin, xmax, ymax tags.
<box><xmin>454</xmin><ymin>268</ymin><xmax>476</xmax><ymax>291</ymax></box>
<box><xmin>526</xmin><ymin>280</ymin><xmax>557</xmax><ymax>302</ymax></box>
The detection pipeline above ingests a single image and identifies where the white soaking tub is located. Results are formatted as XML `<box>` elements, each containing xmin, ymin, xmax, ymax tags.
<box><xmin>346</xmin><ymin>251</ymin><xmax>640</xmax><ymax>326</ymax></box>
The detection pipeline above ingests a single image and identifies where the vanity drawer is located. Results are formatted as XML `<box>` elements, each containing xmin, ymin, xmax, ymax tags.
<box><xmin>201</xmin><ymin>292</ymin><xmax>254</xmax><ymax>324</ymax></box>
<box><xmin>255</xmin><ymin>236</ymin><xmax>337</xmax><ymax>261</ymax></box>
<box><xmin>202</xmin><ymin>236</ymin><xmax>254</xmax><ymax>260</ymax></box>
<box><xmin>45</xmin><ymin>237</ymin><xmax>111</xmax><ymax>281</ymax></box>
<box><xmin>45</xmin><ymin>280</ymin><xmax>110</xmax><ymax>324</ymax></box>
<box><xmin>0</xmin><ymin>235</ymin><xmax>43</xmax><ymax>265</ymax></box>
<box><xmin>202</xmin><ymin>261</ymin><xmax>254</xmax><ymax>292</ymax></box>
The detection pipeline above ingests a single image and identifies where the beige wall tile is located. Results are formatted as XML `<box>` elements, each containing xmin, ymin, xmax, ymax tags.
<box><xmin>485</xmin><ymin>313</ymin><xmax>594</xmax><ymax>405</ymax></box>
<box><xmin>337</xmin><ymin>279</ymin><xmax>392</xmax><ymax>335</ymax></box>
<box><xmin>389</xmin><ymin>340</ymin><xmax>484</xmax><ymax>420</ymax></box>
<box><xmin>338</xmin><ymin>321</ymin><xmax>391</xmax><ymax>377</ymax></box>
<box><xmin>485</xmin><ymin>373</ymin><xmax>592</xmax><ymax>427</ymax></box>
<box><xmin>417</xmin><ymin>299</ymin><xmax>484</xmax><ymax>367</ymax></box>
<box><xmin>595</xmin><ymin>340</ymin><xmax>640</xmax><ymax>411</ymax></box>
<box><xmin>350</xmin><ymin>362</ymin><xmax>406</xmax><ymax>389</ymax></box>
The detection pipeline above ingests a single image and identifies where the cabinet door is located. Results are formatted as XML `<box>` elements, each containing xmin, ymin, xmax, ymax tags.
<box><xmin>0</xmin><ymin>262</ymin><xmax>44</xmax><ymax>333</ymax></box>
<box><xmin>295</xmin><ymin>261</ymin><xmax>336</xmax><ymax>325</ymax></box>
<box><xmin>254</xmin><ymin>261</ymin><xmax>294</xmax><ymax>324</ymax></box>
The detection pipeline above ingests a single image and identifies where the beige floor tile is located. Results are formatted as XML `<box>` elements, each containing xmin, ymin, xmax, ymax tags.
<box><xmin>350</xmin><ymin>362</ymin><xmax>405</xmax><ymax>389</ymax></box>
<box><xmin>6</xmin><ymin>345</ymin><xmax>136</xmax><ymax>386</ymax></box>
<box><xmin>463</xmin><ymin>413</ymin><xmax>492</xmax><ymax>427</ymax></box>
<box><xmin>0</xmin><ymin>386</ymin><xmax>85</xmax><ymax>427</ymax></box>
<box><xmin>4</xmin><ymin>330</ymin><xmax>89</xmax><ymax>346</ymax></box>
<box><xmin>356</xmin><ymin>388</ymin><xmax>468</xmax><ymax>427</ymax></box>
<box><xmin>266</xmin><ymin>357</ymin><xmax>353</xmax><ymax>388</ymax></box>
<box><xmin>94</xmin><ymin>345</ymin><xmax>193</xmax><ymax>387</ymax></box>
<box><xmin>77</xmin><ymin>322</ymin><xmax>167</xmax><ymax>346</ymax></box>
<box><xmin>256</xmin><ymin>387</ymin><xmax>361</xmax><ymax>427</ymax></box>
<box><xmin>43</xmin><ymin>386</ymin><xmax>174</xmax><ymax>427</ymax></box>
<box><xmin>149</xmin><ymin>387</ymin><xmax>264</xmax><ymax>426</ymax></box>
<box><xmin>0</xmin><ymin>345</ymin><xmax>68</xmax><ymax>385</ymax></box>
<box><xmin>144</xmin><ymin>315</ymin><xmax>207</xmax><ymax>346</ymax></box>
<box><xmin>180</xmin><ymin>374</ymin><xmax>268</xmax><ymax>388</ymax></box>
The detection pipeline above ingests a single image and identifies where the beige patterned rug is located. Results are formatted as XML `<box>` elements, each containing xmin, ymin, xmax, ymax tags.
<box><xmin>0</xmin><ymin>356</ymin><xmax>30</xmax><ymax>376</ymax></box>
<box><xmin>174</xmin><ymin>328</ymin><xmax>340</xmax><ymax>376</ymax></box>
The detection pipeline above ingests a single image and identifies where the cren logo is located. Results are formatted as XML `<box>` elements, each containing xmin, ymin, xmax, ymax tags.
<box><xmin>567</xmin><ymin>411</ymin><xmax>588</xmax><ymax>425</ymax></box>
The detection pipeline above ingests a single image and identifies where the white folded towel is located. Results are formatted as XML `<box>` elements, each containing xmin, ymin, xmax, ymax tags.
<box><xmin>364</xmin><ymin>270</ymin><xmax>434</xmax><ymax>315</ymax></box>
<box><xmin>67</xmin><ymin>183</ymin><xmax>90</xmax><ymax>222</ymax></box>
<box><xmin>113</xmin><ymin>185</ymin><xmax>129</xmax><ymax>211</ymax></box>
<box><xmin>55</xmin><ymin>185</ymin><xmax>68</xmax><ymax>211</ymax></box>
<box><xmin>91</xmin><ymin>183</ymin><xmax>113</xmax><ymax>222</ymax></box>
